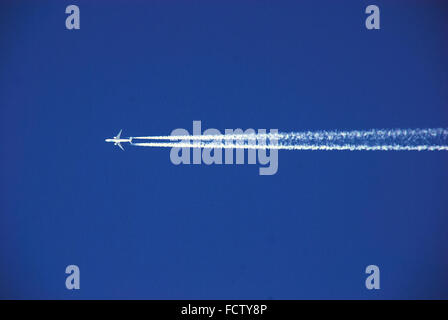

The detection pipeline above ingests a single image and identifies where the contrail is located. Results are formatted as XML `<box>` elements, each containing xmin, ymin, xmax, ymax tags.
<box><xmin>130</xmin><ymin>128</ymin><xmax>448</xmax><ymax>151</ymax></box>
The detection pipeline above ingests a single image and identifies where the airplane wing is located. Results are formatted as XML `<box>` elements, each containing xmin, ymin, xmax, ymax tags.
<box><xmin>117</xmin><ymin>142</ymin><xmax>124</xmax><ymax>151</ymax></box>
<box><xmin>116</xmin><ymin>129</ymin><xmax>122</xmax><ymax>139</ymax></box>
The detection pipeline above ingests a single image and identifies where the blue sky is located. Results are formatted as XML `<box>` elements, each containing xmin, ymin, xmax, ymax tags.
<box><xmin>1</xmin><ymin>0</ymin><xmax>448</xmax><ymax>299</ymax></box>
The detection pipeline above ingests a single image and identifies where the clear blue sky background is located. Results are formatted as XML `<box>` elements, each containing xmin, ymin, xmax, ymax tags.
<box><xmin>1</xmin><ymin>0</ymin><xmax>448</xmax><ymax>299</ymax></box>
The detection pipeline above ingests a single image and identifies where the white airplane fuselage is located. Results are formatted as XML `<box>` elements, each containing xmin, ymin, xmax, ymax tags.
<box><xmin>105</xmin><ymin>130</ymin><xmax>132</xmax><ymax>150</ymax></box>
<box><xmin>105</xmin><ymin>138</ymin><xmax>131</xmax><ymax>144</ymax></box>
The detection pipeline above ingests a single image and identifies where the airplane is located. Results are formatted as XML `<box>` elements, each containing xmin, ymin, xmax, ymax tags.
<box><xmin>105</xmin><ymin>129</ymin><xmax>132</xmax><ymax>150</ymax></box>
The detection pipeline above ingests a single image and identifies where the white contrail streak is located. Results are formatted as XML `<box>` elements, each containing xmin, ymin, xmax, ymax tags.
<box><xmin>132</xmin><ymin>134</ymin><xmax>261</xmax><ymax>141</ymax></box>
<box><xmin>131</xmin><ymin>142</ymin><xmax>448</xmax><ymax>151</ymax></box>
<box><xmin>130</xmin><ymin>128</ymin><xmax>448</xmax><ymax>151</ymax></box>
